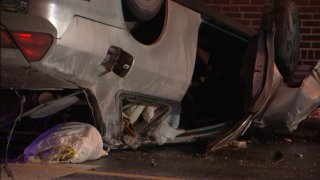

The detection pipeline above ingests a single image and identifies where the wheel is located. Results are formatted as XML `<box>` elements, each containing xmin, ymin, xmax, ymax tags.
<box><xmin>122</xmin><ymin>0</ymin><xmax>165</xmax><ymax>22</ymax></box>
<box><xmin>273</xmin><ymin>0</ymin><xmax>300</xmax><ymax>82</ymax></box>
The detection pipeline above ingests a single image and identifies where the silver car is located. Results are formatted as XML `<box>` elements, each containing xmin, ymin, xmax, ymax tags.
<box><xmin>1</xmin><ymin>0</ymin><xmax>319</xmax><ymax>152</ymax></box>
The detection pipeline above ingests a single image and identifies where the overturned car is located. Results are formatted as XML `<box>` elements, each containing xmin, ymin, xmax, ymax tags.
<box><xmin>1</xmin><ymin>0</ymin><xmax>319</xmax><ymax>157</ymax></box>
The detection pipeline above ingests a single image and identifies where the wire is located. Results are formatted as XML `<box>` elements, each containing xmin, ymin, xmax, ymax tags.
<box><xmin>1</xmin><ymin>90</ymin><xmax>25</xmax><ymax>180</ymax></box>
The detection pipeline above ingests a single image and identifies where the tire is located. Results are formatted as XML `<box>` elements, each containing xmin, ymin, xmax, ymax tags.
<box><xmin>122</xmin><ymin>0</ymin><xmax>165</xmax><ymax>22</ymax></box>
<box><xmin>273</xmin><ymin>0</ymin><xmax>300</xmax><ymax>82</ymax></box>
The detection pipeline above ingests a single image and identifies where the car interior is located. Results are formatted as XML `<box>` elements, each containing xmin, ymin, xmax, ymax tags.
<box><xmin>179</xmin><ymin>21</ymin><xmax>251</xmax><ymax>130</ymax></box>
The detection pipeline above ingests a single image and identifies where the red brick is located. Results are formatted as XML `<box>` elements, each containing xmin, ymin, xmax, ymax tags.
<box><xmin>300</xmin><ymin>42</ymin><xmax>311</xmax><ymax>48</ymax></box>
<box><xmin>201</xmin><ymin>0</ymin><xmax>319</xmax><ymax>63</ymax></box>
<box><xmin>294</xmin><ymin>0</ymin><xmax>310</xmax><ymax>6</ymax></box>
<box><xmin>303</xmin><ymin>60</ymin><xmax>317</xmax><ymax>65</ymax></box>
<box><xmin>243</xmin><ymin>13</ymin><xmax>261</xmax><ymax>18</ymax></box>
<box><xmin>240</xmin><ymin>6</ymin><xmax>259</xmax><ymax>12</ymax></box>
<box><xmin>308</xmin><ymin>50</ymin><xmax>314</xmax><ymax>59</ymax></box>
<box><xmin>258</xmin><ymin>6</ymin><xmax>266</xmax><ymax>11</ymax></box>
<box><xmin>302</xmin><ymin>35</ymin><xmax>320</xmax><ymax>41</ymax></box>
<box><xmin>301</xmin><ymin>50</ymin><xmax>307</xmax><ymax>59</ymax></box>
<box><xmin>299</xmin><ymin>14</ymin><xmax>313</xmax><ymax>20</ymax></box>
<box><xmin>315</xmin><ymin>51</ymin><xmax>320</xmax><ymax>59</ymax></box>
<box><xmin>222</xmin><ymin>6</ymin><xmax>239</xmax><ymax>11</ymax></box>
<box><xmin>209</xmin><ymin>5</ymin><xmax>222</xmax><ymax>11</ymax></box>
<box><xmin>250</xmin><ymin>0</ymin><xmax>266</xmax><ymax>5</ymax></box>
<box><xmin>303</xmin><ymin>21</ymin><xmax>320</xmax><ymax>27</ymax></box>
<box><xmin>314</xmin><ymin>14</ymin><xmax>320</xmax><ymax>19</ymax></box>
<box><xmin>231</xmin><ymin>0</ymin><xmax>250</xmax><ymax>4</ymax></box>
<box><xmin>300</xmin><ymin>28</ymin><xmax>312</xmax><ymax>33</ymax></box>
<box><xmin>313</xmin><ymin>28</ymin><xmax>320</xmax><ymax>33</ymax></box>
<box><xmin>212</xmin><ymin>0</ymin><xmax>230</xmax><ymax>4</ymax></box>
<box><xmin>251</xmin><ymin>20</ymin><xmax>261</xmax><ymax>26</ymax></box>
<box><xmin>202</xmin><ymin>0</ymin><xmax>213</xmax><ymax>4</ymax></box>
<box><xmin>251</xmin><ymin>26</ymin><xmax>260</xmax><ymax>30</ymax></box>
<box><xmin>312</xmin><ymin>42</ymin><xmax>320</xmax><ymax>48</ymax></box>
<box><xmin>310</xmin><ymin>0</ymin><xmax>320</xmax><ymax>6</ymax></box>
<box><xmin>224</xmin><ymin>12</ymin><xmax>243</xmax><ymax>18</ymax></box>
<box><xmin>299</xmin><ymin>7</ymin><xmax>319</xmax><ymax>13</ymax></box>
<box><xmin>237</xmin><ymin>19</ymin><xmax>251</xmax><ymax>25</ymax></box>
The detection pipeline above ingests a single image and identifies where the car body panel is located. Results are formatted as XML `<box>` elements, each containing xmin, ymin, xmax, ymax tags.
<box><xmin>1</xmin><ymin>0</ymin><xmax>317</xmax><ymax>152</ymax></box>
<box><xmin>208</xmin><ymin>23</ymin><xmax>283</xmax><ymax>150</ymax></box>
<box><xmin>257</xmin><ymin>61</ymin><xmax>320</xmax><ymax>131</ymax></box>
<box><xmin>1</xmin><ymin>0</ymin><xmax>201</xmax><ymax>144</ymax></box>
<box><xmin>1</xmin><ymin>0</ymin><xmax>127</xmax><ymax>38</ymax></box>
<box><xmin>0</xmin><ymin>42</ymin><xmax>77</xmax><ymax>89</ymax></box>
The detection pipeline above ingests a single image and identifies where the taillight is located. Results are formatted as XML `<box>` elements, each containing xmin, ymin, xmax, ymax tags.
<box><xmin>11</xmin><ymin>32</ymin><xmax>53</xmax><ymax>62</ymax></box>
<box><xmin>1</xmin><ymin>30</ymin><xmax>53</xmax><ymax>62</ymax></box>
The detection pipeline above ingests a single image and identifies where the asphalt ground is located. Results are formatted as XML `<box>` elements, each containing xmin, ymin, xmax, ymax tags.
<box><xmin>57</xmin><ymin>137</ymin><xmax>320</xmax><ymax>180</ymax></box>
<box><xmin>1</xmin><ymin>118</ymin><xmax>320</xmax><ymax>180</ymax></box>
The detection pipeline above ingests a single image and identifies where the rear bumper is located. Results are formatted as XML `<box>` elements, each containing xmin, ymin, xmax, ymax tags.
<box><xmin>1</xmin><ymin>48</ymin><xmax>78</xmax><ymax>89</ymax></box>
<box><xmin>1</xmin><ymin>66</ymin><xmax>78</xmax><ymax>89</ymax></box>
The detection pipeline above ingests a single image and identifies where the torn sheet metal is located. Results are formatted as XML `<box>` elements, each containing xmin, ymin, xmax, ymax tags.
<box><xmin>258</xmin><ymin>61</ymin><xmax>320</xmax><ymax>131</ymax></box>
<box><xmin>207</xmin><ymin>22</ymin><xmax>281</xmax><ymax>151</ymax></box>
<box><xmin>208</xmin><ymin>115</ymin><xmax>253</xmax><ymax>151</ymax></box>
<box><xmin>208</xmin><ymin>63</ymin><xmax>282</xmax><ymax>151</ymax></box>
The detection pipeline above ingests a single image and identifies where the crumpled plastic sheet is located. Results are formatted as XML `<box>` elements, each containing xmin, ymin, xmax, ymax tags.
<box><xmin>24</xmin><ymin>122</ymin><xmax>108</xmax><ymax>163</ymax></box>
<box><xmin>151</xmin><ymin>120</ymin><xmax>185</xmax><ymax>145</ymax></box>
<box><xmin>122</xmin><ymin>104</ymin><xmax>145</xmax><ymax>124</ymax></box>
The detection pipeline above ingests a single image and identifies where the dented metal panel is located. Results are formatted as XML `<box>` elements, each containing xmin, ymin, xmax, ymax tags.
<box><xmin>1</xmin><ymin>0</ymin><xmax>126</xmax><ymax>38</ymax></box>
<box><xmin>2</xmin><ymin>0</ymin><xmax>313</xmax><ymax>152</ymax></box>
<box><xmin>28</xmin><ymin>1</ymin><xmax>201</xmax><ymax>143</ymax></box>
<box><xmin>0</xmin><ymin>47</ymin><xmax>78</xmax><ymax>89</ymax></box>
<box><xmin>258</xmin><ymin>61</ymin><xmax>320</xmax><ymax>131</ymax></box>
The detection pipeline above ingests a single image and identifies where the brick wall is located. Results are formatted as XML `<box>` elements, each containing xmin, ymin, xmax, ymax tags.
<box><xmin>201</xmin><ymin>0</ymin><xmax>320</xmax><ymax>66</ymax></box>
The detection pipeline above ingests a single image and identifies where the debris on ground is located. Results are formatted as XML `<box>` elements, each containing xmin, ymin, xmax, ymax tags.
<box><xmin>273</xmin><ymin>150</ymin><xmax>284</xmax><ymax>163</ymax></box>
<box><xmin>250</xmin><ymin>128</ymin><xmax>274</xmax><ymax>144</ymax></box>
<box><xmin>23</xmin><ymin>122</ymin><xmax>108</xmax><ymax>163</ymax></box>
<box><xmin>231</xmin><ymin>140</ymin><xmax>247</xmax><ymax>149</ymax></box>
<box><xmin>151</xmin><ymin>159</ymin><xmax>157</xmax><ymax>166</ymax></box>
<box><xmin>295</xmin><ymin>153</ymin><xmax>303</xmax><ymax>158</ymax></box>
<box><xmin>116</xmin><ymin>157</ymin><xmax>126</xmax><ymax>161</ymax></box>
<box><xmin>284</xmin><ymin>138</ymin><xmax>293</xmax><ymax>142</ymax></box>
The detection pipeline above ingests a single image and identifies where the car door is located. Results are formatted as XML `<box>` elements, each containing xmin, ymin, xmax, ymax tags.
<box><xmin>208</xmin><ymin>12</ymin><xmax>282</xmax><ymax>151</ymax></box>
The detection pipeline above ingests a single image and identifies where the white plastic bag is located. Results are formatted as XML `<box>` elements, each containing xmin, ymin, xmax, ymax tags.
<box><xmin>24</xmin><ymin>122</ymin><xmax>108</xmax><ymax>163</ymax></box>
<box><xmin>122</xmin><ymin>104</ymin><xmax>145</xmax><ymax>124</ymax></box>
<box><xmin>142</xmin><ymin>105</ymin><xmax>158</xmax><ymax>123</ymax></box>
<box><xmin>151</xmin><ymin>121</ymin><xmax>185</xmax><ymax>145</ymax></box>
